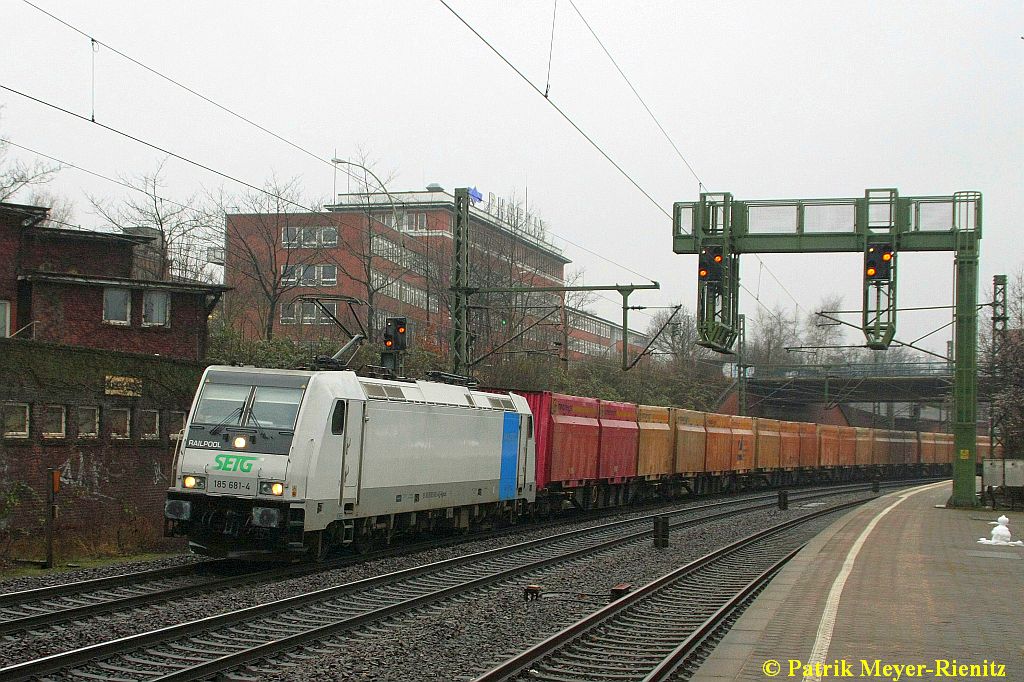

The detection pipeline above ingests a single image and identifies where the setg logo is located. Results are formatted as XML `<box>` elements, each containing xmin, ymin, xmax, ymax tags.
<box><xmin>213</xmin><ymin>454</ymin><xmax>260</xmax><ymax>473</ymax></box>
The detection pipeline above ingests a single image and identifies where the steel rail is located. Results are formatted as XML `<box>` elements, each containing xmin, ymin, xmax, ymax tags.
<box><xmin>471</xmin><ymin>497</ymin><xmax>870</xmax><ymax>682</ymax></box>
<box><xmin>0</xmin><ymin>479</ymin><xmax>917</xmax><ymax>637</ymax></box>
<box><xmin>0</xmin><ymin>484</ymin><xmax>889</xmax><ymax>681</ymax></box>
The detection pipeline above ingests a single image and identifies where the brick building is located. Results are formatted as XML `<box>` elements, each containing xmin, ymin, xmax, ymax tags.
<box><xmin>223</xmin><ymin>188</ymin><xmax>649</xmax><ymax>360</ymax></box>
<box><xmin>0</xmin><ymin>202</ymin><xmax>227</xmax><ymax>360</ymax></box>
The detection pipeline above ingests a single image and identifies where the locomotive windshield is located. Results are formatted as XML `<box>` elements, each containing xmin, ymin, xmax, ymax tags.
<box><xmin>193</xmin><ymin>384</ymin><xmax>304</xmax><ymax>431</ymax></box>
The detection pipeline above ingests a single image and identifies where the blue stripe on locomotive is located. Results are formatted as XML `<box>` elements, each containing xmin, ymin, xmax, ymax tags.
<box><xmin>499</xmin><ymin>412</ymin><xmax>519</xmax><ymax>500</ymax></box>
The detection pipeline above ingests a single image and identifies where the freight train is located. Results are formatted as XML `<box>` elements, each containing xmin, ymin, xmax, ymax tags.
<box><xmin>164</xmin><ymin>365</ymin><xmax>992</xmax><ymax>558</ymax></box>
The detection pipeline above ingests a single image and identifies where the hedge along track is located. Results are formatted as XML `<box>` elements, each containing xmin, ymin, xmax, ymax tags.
<box><xmin>0</xmin><ymin>484</ymin><xmax>891</xmax><ymax>681</ymax></box>
<box><xmin>471</xmin><ymin>499</ymin><xmax>869</xmax><ymax>682</ymax></box>
<box><xmin>0</xmin><ymin>479</ymin><xmax>919</xmax><ymax>638</ymax></box>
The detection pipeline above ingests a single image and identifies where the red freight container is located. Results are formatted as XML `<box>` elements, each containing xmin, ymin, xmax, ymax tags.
<box><xmin>598</xmin><ymin>400</ymin><xmax>638</xmax><ymax>482</ymax></box>
<box><xmin>674</xmin><ymin>409</ymin><xmax>707</xmax><ymax>474</ymax></box>
<box><xmin>779</xmin><ymin>421</ymin><xmax>801</xmax><ymax>469</ymax></box>
<box><xmin>730</xmin><ymin>416</ymin><xmax>756</xmax><ymax>471</ymax></box>
<box><xmin>853</xmin><ymin>427</ymin><xmax>872</xmax><ymax>466</ymax></box>
<box><xmin>521</xmin><ymin>391</ymin><xmax>600</xmax><ymax>490</ymax></box>
<box><xmin>637</xmin><ymin>405</ymin><xmax>673</xmax><ymax>478</ymax></box>
<box><xmin>837</xmin><ymin>426</ymin><xmax>857</xmax><ymax>467</ymax></box>
<box><xmin>798</xmin><ymin>422</ymin><xmax>818</xmax><ymax>468</ymax></box>
<box><xmin>819</xmin><ymin>425</ymin><xmax>840</xmax><ymax>467</ymax></box>
<box><xmin>705</xmin><ymin>413</ymin><xmax>733</xmax><ymax>472</ymax></box>
<box><xmin>754</xmin><ymin>418</ymin><xmax>781</xmax><ymax>470</ymax></box>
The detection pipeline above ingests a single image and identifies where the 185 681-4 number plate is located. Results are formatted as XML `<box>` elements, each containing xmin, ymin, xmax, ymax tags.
<box><xmin>209</xmin><ymin>477</ymin><xmax>255</xmax><ymax>496</ymax></box>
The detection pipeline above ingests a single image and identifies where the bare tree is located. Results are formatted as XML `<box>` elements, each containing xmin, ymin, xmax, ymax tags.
<box><xmin>218</xmin><ymin>176</ymin><xmax>326</xmax><ymax>340</ymax></box>
<box><xmin>0</xmin><ymin>134</ymin><xmax>59</xmax><ymax>203</ymax></box>
<box><xmin>748</xmin><ymin>305</ymin><xmax>800</xmax><ymax>366</ymax></box>
<box><xmin>88</xmin><ymin>160</ymin><xmax>212</xmax><ymax>281</ymax></box>
<box><xmin>801</xmin><ymin>294</ymin><xmax>851</xmax><ymax>364</ymax></box>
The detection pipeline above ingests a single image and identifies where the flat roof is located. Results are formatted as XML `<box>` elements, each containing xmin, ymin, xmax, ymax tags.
<box><xmin>19</xmin><ymin>271</ymin><xmax>230</xmax><ymax>294</ymax></box>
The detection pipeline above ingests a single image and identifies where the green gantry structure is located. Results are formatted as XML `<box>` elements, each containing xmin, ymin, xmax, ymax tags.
<box><xmin>673</xmin><ymin>188</ymin><xmax>982</xmax><ymax>508</ymax></box>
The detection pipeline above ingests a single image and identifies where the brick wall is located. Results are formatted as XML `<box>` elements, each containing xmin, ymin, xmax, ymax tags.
<box><xmin>29</xmin><ymin>283</ymin><xmax>210</xmax><ymax>361</ymax></box>
<box><xmin>0</xmin><ymin>339</ymin><xmax>204</xmax><ymax>557</ymax></box>
<box><xmin>23</xmin><ymin>234</ymin><xmax>134</xmax><ymax>278</ymax></box>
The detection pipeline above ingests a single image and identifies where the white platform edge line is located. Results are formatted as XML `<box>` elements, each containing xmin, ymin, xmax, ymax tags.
<box><xmin>801</xmin><ymin>481</ymin><xmax>948</xmax><ymax>682</ymax></box>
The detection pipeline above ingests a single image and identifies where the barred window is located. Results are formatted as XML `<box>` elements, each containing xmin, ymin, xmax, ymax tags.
<box><xmin>1</xmin><ymin>403</ymin><xmax>29</xmax><ymax>438</ymax></box>
<box><xmin>139</xmin><ymin>410</ymin><xmax>160</xmax><ymax>439</ymax></box>
<box><xmin>42</xmin><ymin>405</ymin><xmax>66</xmax><ymax>438</ymax></box>
<box><xmin>78</xmin><ymin>406</ymin><xmax>99</xmax><ymax>438</ymax></box>
<box><xmin>109</xmin><ymin>408</ymin><xmax>131</xmax><ymax>439</ymax></box>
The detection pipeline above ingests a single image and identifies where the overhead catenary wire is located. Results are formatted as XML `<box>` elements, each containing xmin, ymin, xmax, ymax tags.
<box><xmin>562</xmin><ymin>0</ymin><xmax>807</xmax><ymax>315</ymax></box>
<box><xmin>19</xmin><ymin>0</ymin><xmax>663</xmax><ymax>292</ymax></box>
<box><xmin>436</xmin><ymin>0</ymin><xmax>672</xmax><ymax>224</ymax></box>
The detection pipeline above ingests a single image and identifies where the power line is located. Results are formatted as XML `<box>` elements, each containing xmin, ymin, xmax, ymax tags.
<box><xmin>436</xmin><ymin>0</ymin><xmax>673</xmax><ymax>223</ymax></box>
<box><xmin>560</xmin><ymin>1</ymin><xmax>806</xmax><ymax>314</ymax></box>
<box><xmin>566</xmin><ymin>0</ymin><xmax>704</xmax><ymax>193</ymax></box>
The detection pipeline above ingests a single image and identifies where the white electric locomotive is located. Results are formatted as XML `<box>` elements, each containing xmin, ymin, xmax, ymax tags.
<box><xmin>164</xmin><ymin>366</ymin><xmax>536</xmax><ymax>558</ymax></box>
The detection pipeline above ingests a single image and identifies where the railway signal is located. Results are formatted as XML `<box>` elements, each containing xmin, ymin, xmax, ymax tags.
<box><xmin>698</xmin><ymin>246</ymin><xmax>724</xmax><ymax>282</ymax></box>
<box><xmin>865</xmin><ymin>242</ymin><xmax>894</xmax><ymax>281</ymax></box>
<box><xmin>384</xmin><ymin>317</ymin><xmax>408</xmax><ymax>351</ymax></box>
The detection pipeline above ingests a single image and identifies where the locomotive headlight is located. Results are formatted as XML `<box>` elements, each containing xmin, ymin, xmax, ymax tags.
<box><xmin>259</xmin><ymin>481</ymin><xmax>285</xmax><ymax>496</ymax></box>
<box><xmin>233</xmin><ymin>436</ymin><xmax>248</xmax><ymax>449</ymax></box>
<box><xmin>183</xmin><ymin>475</ymin><xmax>206</xmax><ymax>490</ymax></box>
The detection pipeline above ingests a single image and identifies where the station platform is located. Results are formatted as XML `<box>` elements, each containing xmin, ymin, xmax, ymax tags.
<box><xmin>696</xmin><ymin>481</ymin><xmax>1024</xmax><ymax>681</ymax></box>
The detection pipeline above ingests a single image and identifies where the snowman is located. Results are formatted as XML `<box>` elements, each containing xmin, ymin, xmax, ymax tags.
<box><xmin>978</xmin><ymin>515</ymin><xmax>1024</xmax><ymax>546</ymax></box>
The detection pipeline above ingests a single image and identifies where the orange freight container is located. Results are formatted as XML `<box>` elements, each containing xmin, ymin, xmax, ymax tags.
<box><xmin>893</xmin><ymin>430</ymin><xmax>916</xmax><ymax>464</ymax></box>
<box><xmin>598</xmin><ymin>400</ymin><xmax>639</xmax><ymax>481</ymax></box>
<box><xmin>754</xmin><ymin>418</ymin><xmax>781</xmax><ymax>470</ymax></box>
<box><xmin>819</xmin><ymin>424</ymin><xmax>840</xmax><ymax>467</ymax></box>
<box><xmin>872</xmin><ymin>429</ymin><xmax>895</xmax><ymax>465</ymax></box>
<box><xmin>705</xmin><ymin>413</ymin><xmax>732</xmax><ymax>472</ymax></box>
<box><xmin>730</xmin><ymin>416</ymin><xmax>756</xmax><ymax>471</ymax></box>
<box><xmin>637</xmin><ymin>405</ymin><xmax>673</xmax><ymax>478</ymax></box>
<box><xmin>798</xmin><ymin>422</ymin><xmax>818</xmax><ymax>467</ymax></box>
<box><xmin>674</xmin><ymin>409</ymin><xmax>707</xmax><ymax>474</ymax></box>
<box><xmin>919</xmin><ymin>432</ymin><xmax>937</xmax><ymax>464</ymax></box>
<box><xmin>852</xmin><ymin>427</ymin><xmax>872</xmax><ymax>466</ymax></box>
<box><xmin>977</xmin><ymin>435</ymin><xmax>991</xmax><ymax>461</ymax></box>
<box><xmin>837</xmin><ymin>426</ymin><xmax>857</xmax><ymax>467</ymax></box>
<box><xmin>779</xmin><ymin>421</ymin><xmax>801</xmax><ymax>469</ymax></box>
<box><xmin>935</xmin><ymin>432</ymin><xmax>954</xmax><ymax>464</ymax></box>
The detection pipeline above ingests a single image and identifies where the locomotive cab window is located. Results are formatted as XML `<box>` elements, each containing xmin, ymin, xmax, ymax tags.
<box><xmin>250</xmin><ymin>387</ymin><xmax>303</xmax><ymax>431</ymax></box>
<box><xmin>331</xmin><ymin>401</ymin><xmax>346</xmax><ymax>435</ymax></box>
<box><xmin>194</xmin><ymin>384</ymin><xmax>250</xmax><ymax>426</ymax></box>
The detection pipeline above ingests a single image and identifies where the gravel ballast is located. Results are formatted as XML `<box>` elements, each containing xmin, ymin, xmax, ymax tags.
<box><xmin>1</xmin><ymin>489</ymin><xmax>873</xmax><ymax>675</ymax></box>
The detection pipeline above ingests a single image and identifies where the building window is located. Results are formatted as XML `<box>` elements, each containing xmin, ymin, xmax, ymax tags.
<box><xmin>282</xmin><ymin>265</ymin><xmax>298</xmax><ymax>285</ymax></box>
<box><xmin>139</xmin><ymin>410</ymin><xmax>160</xmax><ymax>439</ymax></box>
<box><xmin>319</xmin><ymin>301</ymin><xmax>337</xmax><ymax>325</ymax></box>
<box><xmin>168</xmin><ymin>411</ymin><xmax>185</xmax><ymax>440</ymax></box>
<box><xmin>78</xmin><ymin>406</ymin><xmax>99</xmax><ymax>438</ymax></box>
<box><xmin>109</xmin><ymin>408</ymin><xmax>131</xmax><ymax>439</ymax></box>
<box><xmin>42</xmin><ymin>405</ymin><xmax>66</xmax><ymax>438</ymax></box>
<box><xmin>300</xmin><ymin>265</ymin><xmax>317</xmax><ymax>287</ymax></box>
<box><xmin>280</xmin><ymin>302</ymin><xmax>296</xmax><ymax>324</ymax></box>
<box><xmin>301</xmin><ymin>301</ymin><xmax>317</xmax><ymax>325</ymax></box>
<box><xmin>282</xmin><ymin>226</ymin><xmax>300</xmax><ymax>248</ymax></box>
<box><xmin>143</xmin><ymin>291</ymin><xmax>170</xmax><ymax>327</ymax></box>
<box><xmin>0</xmin><ymin>300</ymin><xmax>9</xmax><ymax>337</ymax></box>
<box><xmin>320</xmin><ymin>265</ymin><xmax>337</xmax><ymax>286</ymax></box>
<box><xmin>103</xmin><ymin>288</ymin><xmax>131</xmax><ymax>325</ymax></box>
<box><xmin>321</xmin><ymin>226</ymin><xmax>338</xmax><ymax>246</ymax></box>
<box><xmin>2</xmin><ymin>403</ymin><xmax>30</xmax><ymax>438</ymax></box>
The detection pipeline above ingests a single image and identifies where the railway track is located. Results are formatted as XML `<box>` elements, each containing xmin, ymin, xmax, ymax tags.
<box><xmin>471</xmin><ymin>499</ymin><xmax>865</xmax><ymax>682</ymax></box>
<box><xmin>0</xmin><ymin>483</ymin><xmax>887</xmax><ymax>681</ymax></box>
<box><xmin>0</xmin><ymin>479</ymin><xmax>918</xmax><ymax>638</ymax></box>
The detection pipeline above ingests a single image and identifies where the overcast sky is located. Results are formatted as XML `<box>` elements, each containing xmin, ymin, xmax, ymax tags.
<box><xmin>4</xmin><ymin>1</ymin><xmax>1022</xmax><ymax>355</ymax></box>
